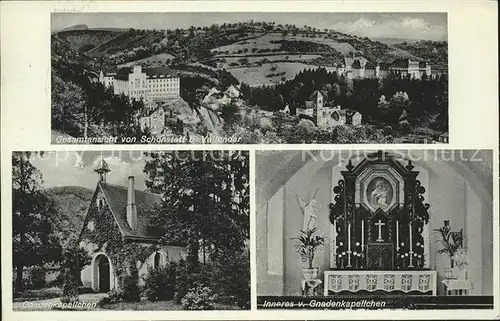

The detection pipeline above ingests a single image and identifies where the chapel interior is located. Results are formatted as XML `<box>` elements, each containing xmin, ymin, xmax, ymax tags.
<box><xmin>256</xmin><ymin>150</ymin><xmax>493</xmax><ymax>296</ymax></box>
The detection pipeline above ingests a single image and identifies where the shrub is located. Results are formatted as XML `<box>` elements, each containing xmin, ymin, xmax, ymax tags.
<box><xmin>398</xmin><ymin>120</ymin><xmax>412</xmax><ymax>134</ymax></box>
<box><xmin>383</xmin><ymin>135</ymin><xmax>395</xmax><ymax>143</ymax></box>
<box><xmin>109</xmin><ymin>289</ymin><xmax>123</xmax><ymax>303</ymax></box>
<box><xmin>383</xmin><ymin>125</ymin><xmax>393</xmax><ymax>135</ymax></box>
<box><xmin>46</xmin><ymin>272</ymin><xmax>64</xmax><ymax>288</ymax></box>
<box><xmin>122</xmin><ymin>264</ymin><xmax>141</xmax><ymax>302</ymax></box>
<box><xmin>181</xmin><ymin>285</ymin><xmax>217</xmax><ymax>310</ymax></box>
<box><xmin>97</xmin><ymin>289</ymin><xmax>122</xmax><ymax>306</ymax></box>
<box><xmin>30</xmin><ymin>266</ymin><xmax>46</xmax><ymax>289</ymax></box>
<box><xmin>174</xmin><ymin>260</ymin><xmax>212</xmax><ymax>303</ymax></box>
<box><xmin>143</xmin><ymin>263</ymin><xmax>176</xmax><ymax>302</ymax></box>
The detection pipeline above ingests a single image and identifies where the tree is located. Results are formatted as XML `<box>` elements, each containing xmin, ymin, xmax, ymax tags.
<box><xmin>237</xmin><ymin>57</ymin><xmax>249</xmax><ymax>66</ymax></box>
<box><xmin>377</xmin><ymin>95</ymin><xmax>390</xmax><ymax>109</ymax></box>
<box><xmin>145</xmin><ymin>151</ymin><xmax>249</xmax><ymax>266</ymax></box>
<box><xmin>51</xmin><ymin>72</ymin><xmax>85</xmax><ymax>136</ymax></box>
<box><xmin>390</xmin><ymin>91</ymin><xmax>411</xmax><ymax>111</ymax></box>
<box><xmin>12</xmin><ymin>152</ymin><xmax>62</xmax><ymax>292</ymax></box>
<box><xmin>220</xmin><ymin>103</ymin><xmax>240</xmax><ymax>129</ymax></box>
<box><xmin>60</xmin><ymin>240</ymin><xmax>91</xmax><ymax>303</ymax></box>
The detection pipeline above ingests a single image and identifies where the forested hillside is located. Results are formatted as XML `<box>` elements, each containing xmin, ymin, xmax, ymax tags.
<box><xmin>47</xmin><ymin>186</ymin><xmax>93</xmax><ymax>247</ymax></box>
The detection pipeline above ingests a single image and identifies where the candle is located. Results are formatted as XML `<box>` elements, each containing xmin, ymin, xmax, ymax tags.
<box><xmin>409</xmin><ymin>222</ymin><xmax>413</xmax><ymax>253</ymax></box>
<box><xmin>361</xmin><ymin>220</ymin><xmax>364</xmax><ymax>248</ymax></box>
<box><xmin>348</xmin><ymin>223</ymin><xmax>351</xmax><ymax>251</ymax></box>
<box><xmin>333</xmin><ymin>220</ymin><xmax>337</xmax><ymax>268</ymax></box>
<box><xmin>396</xmin><ymin>220</ymin><xmax>399</xmax><ymax>250</ymax></box>
<box><xmin>409</xmin><ymin>222</ymin><xmax>414</xmax><ymax>267</ymax></box>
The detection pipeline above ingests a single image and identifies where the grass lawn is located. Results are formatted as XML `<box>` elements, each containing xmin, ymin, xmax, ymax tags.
<box><xmin>99</xmin><ymin>300</ymin><xmax>242</xmax><ymax>310</ymax></box>
<box><xmin>229</xmin><ymin>62</ymin><xmax>320</xmax><ymax>86</ymax></box>
<box><xmin>118</xmin><ymin>53</ymin><xmax>176</xmax><ymax>68</ymax></box>
<box><xmin>13</xmin><ymin>287</ymin><xmax>62</xmax><ymax>302</ymax></box>
<box><xmin>221</xmin><ymin>54</ymin><xmax>321</xmax><ymax>69</ymax></box>
<box><xmin>212</xmin><ymin>33</ymin><xmax>357</xmax><ymax>56</ymax></box>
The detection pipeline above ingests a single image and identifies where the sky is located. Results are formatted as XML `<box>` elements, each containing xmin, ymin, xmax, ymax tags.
<box><xmin>52</xmin><ymin>12</ymin><xmax>447</xmax><ymax>41</ymax></box>
<box><xmin>31</xmin><ymin>151</ymin><xmax>149</xmax><ymax>191</ymax></box>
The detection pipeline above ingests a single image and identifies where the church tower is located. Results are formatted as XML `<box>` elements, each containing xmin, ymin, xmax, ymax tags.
<box><xmin>94</xmin><ymin>156</ymin><xmax>111</xmax><ymax>184</ymax></box>
<box><xmin>314</xmin><ymin>91</ymin><xmax>324</xmax><ymax>127</ymax></box>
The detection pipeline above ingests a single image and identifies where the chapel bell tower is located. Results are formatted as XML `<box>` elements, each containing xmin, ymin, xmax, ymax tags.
<box><xmin>94</xmin><ymin>157</ymin><xmax>111</xmax><ymax>184</ymax></box>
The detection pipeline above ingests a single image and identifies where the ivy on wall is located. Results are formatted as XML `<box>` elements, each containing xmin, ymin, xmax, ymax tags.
<box><xmin>80</xmin><ymin>191</ymin><xmax>154</xmax><ymax>287</ymax></box>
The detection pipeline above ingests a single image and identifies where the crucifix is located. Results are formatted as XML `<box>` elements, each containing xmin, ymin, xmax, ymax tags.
<box><xmin>375</xmin><ymin>220</ymin><xmax>385</xmax><ymax>242</ymax></box>
<box><xmin>296</xmin><ymin>188</ymin><xmax>321</xmax><ymax>231</ymax></box>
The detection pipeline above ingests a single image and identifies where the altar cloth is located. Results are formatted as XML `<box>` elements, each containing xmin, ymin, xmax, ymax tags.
<box><xmin>324</xmin><ymin>270</ymin><xmax>437</xmax><ymax>295</ymax></box>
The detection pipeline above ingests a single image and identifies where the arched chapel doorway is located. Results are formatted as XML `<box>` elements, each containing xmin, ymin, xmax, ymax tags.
<box><xmin>94</xmin><ymin>254</ymin><xmax>110</xmax><ymax>293</ymax></box>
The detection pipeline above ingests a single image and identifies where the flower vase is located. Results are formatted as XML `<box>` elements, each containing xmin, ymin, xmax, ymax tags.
<box><xmin>457</xmin><ymin>267</ymin><xmax>467</xmax><ymax>280</ymax></box>
<box><xmin>303</xmin><ymin>268</ymin><xmax>318</xmax><ymax>280</ymax></box>
<box><xmin>444</xmin><ymin>267</ymin><xmax>453</xmax><ymax>279</ymax></box>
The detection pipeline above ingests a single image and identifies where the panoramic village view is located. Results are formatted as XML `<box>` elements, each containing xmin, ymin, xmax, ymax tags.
<box><xmin>51</xmin><ymin>13</ymin><xmax>448</xmax><ymax>144</ymax></box>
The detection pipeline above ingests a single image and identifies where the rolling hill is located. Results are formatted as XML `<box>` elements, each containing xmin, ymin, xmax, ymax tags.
<box><xmin>59</xmin><ymin>24</ymin><xmax>89</xmax><ymax>32</ymax></box>
<box><xmin>52</xmin><ymin>21</ymin><xmax>447</xmax><ymax>87</ymax></box>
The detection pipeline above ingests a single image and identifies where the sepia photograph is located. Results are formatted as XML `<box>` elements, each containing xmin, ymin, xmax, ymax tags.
<box><xmin>51</xmin><ymin>12</ymin><xmax>448</xmax><ymax>144</ymax></box>
<box><xmin>12</xmin><ymin>150</ymin><xmax>250</xmax><ymax>310</ymax></box>
<box><xmin>256</xmin><ymin>150</ymin><xmax>493</xmax><ymax>309</ymax></box>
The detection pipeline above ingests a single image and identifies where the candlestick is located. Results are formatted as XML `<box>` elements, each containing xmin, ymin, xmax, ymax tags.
<box><xmin>361</xmin><ymin>220</ymin><xmax>364</xmax><ymax>249</ymax></box>
<box><xmin>348</xmin><ymin>223</ymin><xmax>351</xmax><ymax>250</ymax></box>
<box><xmin>409</xmin><ymin>222</ymin><xmax>414</xmax><ymax>267</ymax></box>
<box><xmin>333</xmin><ymin>220</ymin><xmax>337</xmax><ymax>268</ymax></box>
<box><xmin>347</xmin><ymin>223</ymin><xmax>352</xmax><ymax>267</ymax></box>
<box><xmin>396</xmin><ymin>220</ymin><xmax>399</xmax><ymax>251</ymax></box>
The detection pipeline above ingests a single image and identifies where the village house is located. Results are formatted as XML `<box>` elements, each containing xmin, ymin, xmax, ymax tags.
<box><xmin>99</xmin><ymin>68</ymin><xmax>117</xmax><ymax>88</ymax></box>
<box><xmin>99</xmin><ymin>65</ymin><xmax>180</xmax><ymax>106</ymax></box>
<box><xmin>201</xmin><ymin>85</ymin><xmax>242</xmax><ymax>110</ymax></box>
<box><xmin>79</xmin><ymin>158</ymin><xmax>186</xmax><ymax>292</ymax></box>
<box><xmin>139</xmin><ymin>105</ymin><xmax>199</xmax><ymax>135</ymax></box>
<box><xmin>436</xmin><ymin>131</ymin><xmax>449</xmax><ymax>143</ymax></box>
<box><xmin>280</xmin><ymin>104</ymin><xmax>291</xmax><ymax>114</ymax></box>
<box><xmin>296</xmin><ymin>91</ymin><xmax>362</xmax><ymax>129</ymax></box>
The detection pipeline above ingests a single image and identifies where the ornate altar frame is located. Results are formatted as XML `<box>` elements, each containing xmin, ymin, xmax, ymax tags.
<box><xmin>328</xmin><ymin>151</ymin><xmax>431</xmax><ymax>271</ymax></box>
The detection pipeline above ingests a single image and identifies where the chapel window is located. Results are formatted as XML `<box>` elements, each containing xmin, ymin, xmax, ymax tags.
<box><xmin>153</xmin><ymin>252</ymin><xmax>163</xmax><ymax>269</ymax></box>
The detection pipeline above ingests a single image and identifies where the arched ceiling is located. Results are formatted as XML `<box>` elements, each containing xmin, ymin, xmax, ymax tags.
<box><xmin>256</xmin><ymin>150</ymin><xmax>493</xmax><ymax>205</ymax></box>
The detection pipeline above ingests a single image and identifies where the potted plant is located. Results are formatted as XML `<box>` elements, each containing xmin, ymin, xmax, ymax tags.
<box><xmin>434</xmin><ymin>225</ymin><xmax>463</xmax><ymax>279</ymax></box>
<box><xmin>292</xmin><ymin>228</ymin><xmax>326</xmax><ymax>280</ymax></box>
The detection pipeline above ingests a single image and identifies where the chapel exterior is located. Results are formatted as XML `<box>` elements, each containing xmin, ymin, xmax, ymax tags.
<box><xmin>78</xmin><ymin>158</ymin><xmax>186</xmax><ymax>292</ymax></box>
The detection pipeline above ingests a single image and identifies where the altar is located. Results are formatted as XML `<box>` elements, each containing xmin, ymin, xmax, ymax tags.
<box><xmin>325</xmin><ymin>151</ymin><xmax>436</xmax><ymax>295</ymax></box>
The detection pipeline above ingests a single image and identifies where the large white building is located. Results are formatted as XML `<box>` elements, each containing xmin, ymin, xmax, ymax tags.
<box><xmin>334</xmin><ymin>57</ymin><xmax>432</xmax><ymax>80</ymax></box>
<box><xmin>99</xmin><ymin>65</ymin><xmax>180</xmax><ymax>105</ymax></box>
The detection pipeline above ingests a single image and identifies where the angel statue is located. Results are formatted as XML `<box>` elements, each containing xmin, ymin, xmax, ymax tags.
<box><xmin>296</xmin><ymin>188</ymin><xmax>321</xmax><ymax>231</ymax></box>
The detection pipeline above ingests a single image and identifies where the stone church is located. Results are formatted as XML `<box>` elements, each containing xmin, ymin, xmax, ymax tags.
<box><xmin>256</xmin><ymin>150</ymin><xmax>493</xmax><ymax>297</ymax></box>
<box><xmin>79</xmin><ymin>158</ymin><xmax>186</xmax><ymax>292</ymax></box>
<box><xmin>296</xmin><ymin>91</ymin><xmax>362</xmax><ymax>129</ymax></box>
